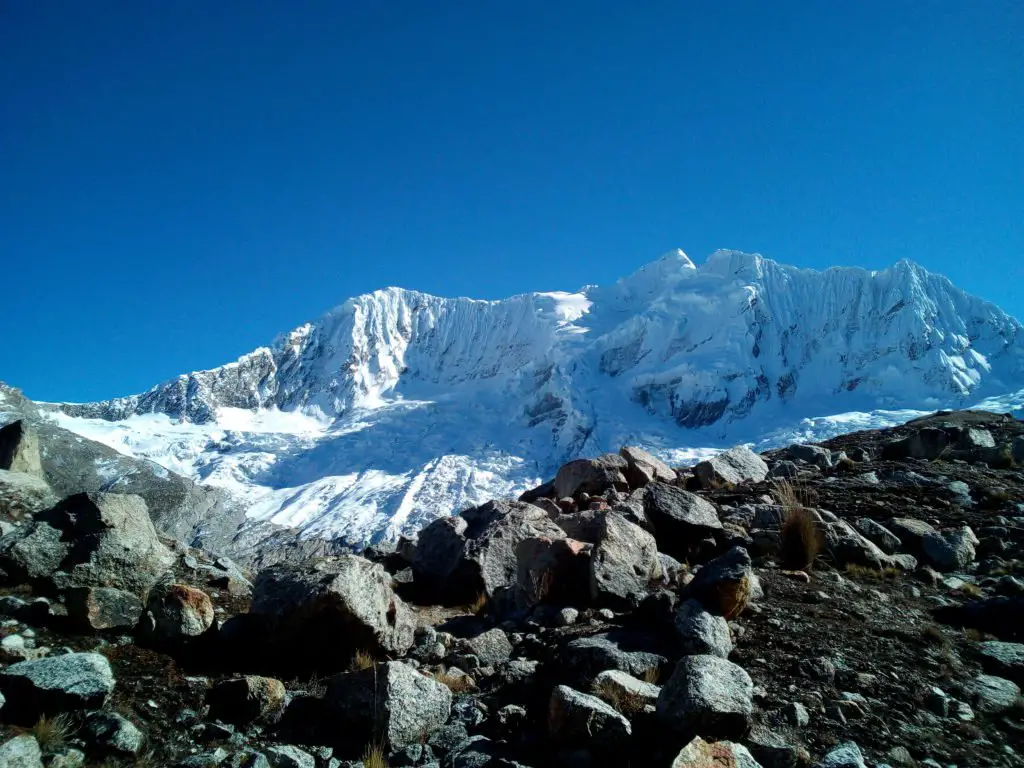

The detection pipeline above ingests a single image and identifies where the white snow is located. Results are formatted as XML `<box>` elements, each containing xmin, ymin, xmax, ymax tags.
<box><xmin>48</xmin><ymin>249</ymin><xmax>1024</xmax><ymax>546</ymax></box>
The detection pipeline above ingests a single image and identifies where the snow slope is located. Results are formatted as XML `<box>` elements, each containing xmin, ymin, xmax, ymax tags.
<box><xmin>51</xmin><ymin>249</ymin><xmax>1024</xmax><ymax>546</ymax></box>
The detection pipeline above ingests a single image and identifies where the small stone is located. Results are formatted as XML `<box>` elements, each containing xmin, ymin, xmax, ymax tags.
<box><xmin>557</xmin><ymin>607</ymin><xmax>579</xmax><ymax>626</ymax></box>
<box><xmin>814</xmin><ymin>741</ymin><xmax>867</xmax><ymax>768</ymax></box>
<box><xmin>671</xmin><ymin>736</ymin><xmax>761</xmax><ymax>767</ymax></box>
<box><xmin>265</xmin><ymin>745</ymin><xmax>316</xmax><ymax>768</ymax></box>
<box><xmin>83</xmin><ymin>710</ymin><xmax>146</xmax><ymax>755</ymax></box>
<box><xmin>963</xmin><ymin>674</ymin><xmax>1020</xmax><ymax>714</ymax></box>
<box><xmin>0</xmin><ymin>734</ymin><xmax>43</xmax><ymax>768</ymax></box>
<box><xmin>783</xmin><ymin>701</ymin><xmax>809</xmax><ymax>727</ymax></box>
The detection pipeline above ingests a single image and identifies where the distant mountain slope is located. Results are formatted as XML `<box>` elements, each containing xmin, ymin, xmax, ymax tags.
<box><xmin>50</xmin><ymin>250</ymin><xmax>1024</xmax><ymax>546</ymax></box>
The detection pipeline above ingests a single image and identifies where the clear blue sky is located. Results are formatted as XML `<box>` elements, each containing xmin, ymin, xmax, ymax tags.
<box><xmin>2</xmin><ymin>1</ymin><xmax>1021</xmax><ymax>403</ymax></box>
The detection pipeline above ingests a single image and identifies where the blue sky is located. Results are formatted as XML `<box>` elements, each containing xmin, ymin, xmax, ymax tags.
<box><xmin>2</xmin><ymin>1</ymin><xmax>1021</xmax><ymax>402</ymax></box>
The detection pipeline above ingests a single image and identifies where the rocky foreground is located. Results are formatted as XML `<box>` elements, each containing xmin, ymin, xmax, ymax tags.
<box><xmin>0</xmin><ymin>411</ymin><xmax>1021</xmax><ymax>767</ymax></box>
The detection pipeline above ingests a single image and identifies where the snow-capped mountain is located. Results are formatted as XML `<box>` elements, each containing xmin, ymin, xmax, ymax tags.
<box><xmin>51</xmin><ymin>249</ymin><xmax>1024</xmax><ymax>546</ymax></box>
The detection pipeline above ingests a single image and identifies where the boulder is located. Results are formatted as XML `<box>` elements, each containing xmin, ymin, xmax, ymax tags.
<box><xmin>36</xmin><ymin>492</ymin><xmax>175</xmax><ymax>596</ymax></box>
<box><xmin>463</xmin><ymin>629</ymin><xmax>513</xmax><ymax>666</ymax></box>
<box><xmin>921</xmin><ymin>527</ymin><xmax>977</xmax><ymax>571</ymax></box>
<box><xmin>548</xmin><ymin>685</ymin><xmax>632</xmax><ymax>750</ymax></box>
<box><xmin>933</xmin><ymin>596</ymin><xmax>1024</xmax><ymax>641</ymax></box>
<box><xmin>82</xmin><ymin>710</ymin><xmax>145</xmax><ymax>756</ymax></box>
<box><xmin>643</xmin><ymin>483</ymin><xmax>722</xmax><ymax>557</ymax></box>
<box><xmin>787</xmin><ymin>444</ymin><xmax>832</xmax><ymax>469</ymax></box>
<box><xmin>0</xmin><ymin>521</ymin><xmax>70</xmax><ymax>582</ymax></box>
<box><xmin>411</xmin><ymin>515</ymin><xmax>467</xmax><ymax>594</ymax></box>
<box><xmin>0</xmin><ymin>470</ymin><xmax>57</xmax><ymax>521</ymax></box>
<box><xmin>886</xmin><ymin>518</ymin><xmax>937</xmax><ymax>555</ymax></box>
<box><xmin>0</xmin><ymin>652</ymin><xmax>115</xmax><ymax>721</ymax></box>
<box><xmin>1012</xmin><ymin>436</ymin><xmax>1024</xmax><ymax>464</ymax></box>
<box><xmin>882</xmin><ymin>427</ymin><xmax>949</xmax><ymax>460</ymax></box>
<box><xmin>0</xmin><ymin>421</ymin><xmax>43</xmax><ymax>477</ymax></box>
<box><xmin>852</xmin><ymin>519</ymin><xmax>901</xmax><ymax>555</ymax></box>
<box><xmin>251</xmin><ymin>555</ymin><xmax>415</xmax><ymax>670</ymax></box>
<box><xmin>674</xmin><ymin>599</ymin><xmax>733</xmax><ymax>658</ymax></box>
<box><xmin>671</xmin><ymin>736</ymin><xmax>762</xmax><ymax>768</ymax></box>
<box><xmin>694</xmin><ymin>446</ymin><xmax>768</xmax><ymax>488</ymax></box>
<box><xmin>958</xmin><ymin>428</ymin><xmax>996</xmax><ymax>450</ymax></box>
<box><xmin>656</xmin><ymin>655</ymin><xmax>753</xmax><ymax>740</ymax></box>
<box><xmin>514</xmin><ymin>536</ymin><xmax>591</xmax><ymax>611</ymax></box>
<box><xmin>141</xmin><ymin>582</ymin><xmax>215</xmax><ymax>641</ymax></box>
<box><xmin>822</xmin><ymin>519</ymin><xmax>907</xmax><ymax>570</ymax></box>
<box><xmin>207</xmin><ymin>676</ymin><xmax>287</xmax><ymax>726</ymax></box>
<box><xmin>562</xmin><ymin>630</ymin><xmax>669</xmax><ymax>686</ymax></box>
<box><xmin>65</xmin><ymin>587</ymin><xmax>144</xmax><ymax>632</ymax></box>
<box><xmin>768</xmin><ymin>461</ymin><xmax>799</xmax><ymax>479</ymax></box>
<box><xmin>0</xmin><ymin>734</ymin><xmax>43</xmax><ymax>768</ymax></box>
<box><xmin>553</xmin><ymin>455</ymin><xmax>629</xmax><ymax>499</ymax></box>
<box><xmin>265</xmin><ymin>746</ymin><xmax>316</xmax><ymax>768</ymax></box>
<box><xmin>324</xmin><ymin>661</ymin><xmax>452</xmax><ymax>749</ymax></box>
<box><xmin>814</xmin><ymin>742</ymin><xmax>867</xmax><ymax>768</ymax></box>
<box><xmin>679</xmin><ymin>547</ymin><xmax>753</xmax><ymax>619</ymax></box>
<box><xmin>590</xmin><ymin>512</ymin><xmax>661</xmax><ymax>609</ymax></box>
<box><xmin>963</xmin><ymin>674</ymin><xmax>1019</xmax><ymax>714</ymax></box>
<box><xmin>619</xmin><ymin>446</ymin><xmax>676</xmax><ymax>488</ymax></box>
<box><xmin>976</xmin><ymin>641</ymin><xmax>1024</xmax><ymax>685</ymax></box>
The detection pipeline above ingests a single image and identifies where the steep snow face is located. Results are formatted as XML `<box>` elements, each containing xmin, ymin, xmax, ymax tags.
<box><xmin>53</xmin><ymin>250</ymin><xmax>1024</xmax><ymax>546</ymax></box>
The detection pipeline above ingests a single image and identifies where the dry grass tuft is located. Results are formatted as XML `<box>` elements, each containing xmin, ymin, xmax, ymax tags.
<box><xmin>349</xmin><ymin>649</ymin><xmax>376</xmax><ymax>672</ymax></box>
<box><xmin>31</xmin><ymin>713</ymin><xmax>73</xmax><ymax>750</ymax></box>
<box><xmin>433</xmin><ymin>671</ymin><xmax>476</xmax><ymax>693</ymax></box>
<box><xmin>468</xmin><ymin>591</ymin><xmax>489</xmax><ymax>616</ymax></box>
<box><xmin>305</xmin><ymin>672</ymin><xmax>327</xmax><ymax>697</ymax></box>
<box><xmin>708</xmin><ymin>574</ymin><xmax>752</xmax><ymax>620</ymax></box>
<box><xmin>957</xmin><ymin>582</ymin><xmax>983</xmax><ymax>599</ymax></box>
<box><xmin>844</xmin><ymin>564</ymin><xmax>901</xmax><ymax>582</ymax></box>
<box><xmin>642</xmin><ymin>666</ymin><xmax>661</xmax><ymax>685</ymax></box>
<box><xmin>362</xmin><ymin>741</ymin><xmax>389</xmax><ymax>768</ymax></box>
<box><xmin>779</xmin><ymin>507</ymin><xmax>823</xmax><ymax>571</ymax></box>
<box><xmin>920</xmin><ymin>624</ymin><xmax>951</xmax><ymax>650</ymax></box>
<box><xmin>964</xmin><ymin>628</ymin><xmax>985</xmax><ymax>642</ymax></box>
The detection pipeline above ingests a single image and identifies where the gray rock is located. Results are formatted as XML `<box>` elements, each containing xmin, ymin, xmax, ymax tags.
<box><xmin>814</xmin><ymin>742</ymin><xmax>867</xmax><ymax>768</ymax></box>
<box><xmin>656</xmin><ymin>654</ymin><xmax>753</xmax><ymax>740</ymax></box>
<box><xmin>562</xmin><ymin>631</ymin><xmax>667</xmax><ymax>686</ymax></box>
<box><xmin>65</xmin><ymin>587</ymin><xmax>144</xmax><ymax>632</ymax></box>
<box><xmin>886</xmin><ymin>518</ymin><xmax>937</xmax><ymax>553</ymax></box>
<box><xmin>787</xmin><ymin>444</ymin><xmax>832</xmax><ymax>469</ymax></box>
<box><xmin>883</xmin><ymin>428</ymin><xmax>949</xmax><ymax>460</ymax></box>
<box><xmin>745</xmin><ymin>726</ymin><xmax>799</xmax><ymax>768</ymax></box>
<box><xmin>782</xmin><ymin>701</ymin><xmax>809</xmax><ymax>727</ymax></box>
<box><xmin>553</xmin><ymin>454</ymin><xmax>629</xmax><ymax>499</ymax></box>
<box><xmin>679</xmin><ymin>546</ymin><xmax>753</xmax><ymax>619</ymax></box>
<box><xmin>252</xmin><ymin>555</ymin><xmax>415</xmax><ymax>665</ymax></box>
<box><xmin>464</xmin><ymin>629</ymin><xmax>513</xmax><ymax>666</ymax></box>
<box><xmin>207</xmin><ymin>676</ymin><xmax>287</xmax><ymax>725</ymax></box>
<box><xmin>0</xmin><ymin>521</ymin><xmax>69</xmax><ymax>582</ymax></box>
<box><xmin>142</xmin><ymin>582</ymin><xmax>215</xmax><ymax>641</ymax></box>
<box><xmin>0</xmin><ymin>469</ymin><xmax>56</xmax><ymax>521</ymax></box>
<box><xmin>976</xmin><ymin>641</ymin><xmax>1024</xmax><ymax>685</ymax></box>
<box><xmin>47</xmin><ymin>748</ymin><xmax>86</xmax><ymax>768</ymax></box>
<box><xmin>674</xmin><ymin>599</ymin><xmax>733</xmax><ymax>658</ymax></box>
<box><xmin>643</xmin><ymin>482</ymin><xmax>722</xmax><ymax>555</ymax></box>
<box><xmin>671</xmin><ymin>736</ymin><xmax>762</xmax><ymax>768</ymax></box>
<box><xmin>768</xmin><ymin>461</ymin><xmax>799</xmax><ymax>479</ymax></box>
<box><xmin>1012</xmin><ymin>436</ymin><xmax>1024</xmax><ymax>464</ymax></box>
<box><xmin>921</xmin><ymin>527</ymin><xmax>977</xmax><ymax>571</ymax></box>
<box><xmin>514</xmin><ymin>535</ymin><xmax>591</xmax><ymax>612</ymax></box>
<box><xmin>178</xmin><ymin>748</ymin><xmax>229</xmax><ymax>767</ymax></box>
<box><xmin>325</xmin><ymin>661</ymin><xmax>452</xmax><ymax>749</ymax></box>
<box><xmin>694</xmin><ymin>446</ymin><xmax>769</xmax><ymax>488</ymax></box>
<box><xmin>226</xmin><ymin>751</ymin><xmax>271</xmax><ymax>768</ymax></box>
<box><xmin>0</xmin><ymin>652</ymin><xmax>115</xmax><ymax>719</ymax></box>
<box><xmin>852</xmin><ymin>519</ymin><xmax>901</xmax><ymax>555</ymax></box>
<box><xmin>0</xmin><ymin>421</ymin><xmax>43</xmax><ymax>477</ymax></box>
<box><xmin>83</xmin><ymin>710</ymin><xmax>145</xmax><ymax>755</ymax></box>
<box><xmin>557</xmin><ymin>607</ymin><xmax>579</xmax><ymax>626</ymax></box>
<box><xmin>0</xmin><ymin>734</ymin><xmax>43</xmax><ymax>768</ymax></box>
<box><xmin>589</xmin><ymin>512</ymin><xmax>661</xmax><ymax>609</ymax></box>
<box><xmin>411</xmin><ymin>515</ymin><xmax>468</xmax><ymax>593</ymax></box>
<box><xmin>959</xmin><ymin>428</ymin><xmax>996</xmax><ymax>450</ymax></box>
<box><xmin>962</xmin><ymin>674</ymin><xmax>1020</xmax><ymax>714</ymax></box>
<box><xmin>592</xmin><ymin>669</ymin><xmax>660</xmax><ymax>709</ymax></box>
<box><xmin>265</xmin><ymin>745</ymin><xmax>316</xmax><ymax>768</ymax></box>
<box><xmin>619</xmin><ymin>446</ymin><xmax>676</xmax><ymax>488</ymax></box>
<box><xmin>548</xmin><ymin>685</ymin><xmax>632</xmax><ymax>749</ymax></box>
<box><xmin>36</xmin><ymin>492</ymin><xmax>176</xmax><ymax>596</ymax></box>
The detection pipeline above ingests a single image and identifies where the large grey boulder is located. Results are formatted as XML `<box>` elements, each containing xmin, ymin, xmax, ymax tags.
<box><xmin>619</xmin><ymin>446</ymin><xmax>676</xmax><ymax>488</ymax></box>
<box><xmin>548</xmin><ymin>685</ymin><xmax>632</xmax><ymax>750</ymax></box>
<box><xmin>0</xmin><ymin>734</ymin><xmax>43</xmax><ymax>768</ymax></box>
<box><xmin>963</xmin><ymin>674</ymin><xmax>1019</xmax><ymax>714</ymax></box>
<box><xmin>679</xmin><ymin>546</ymin><xmax>753</xmax><ymax>619</ymax></box>
<box><xmin>852</xmin><ymin>519</ymin><xmax>901</xmax><ymax>555</ymax></box>
<box><xmin>463</xmin><ymin>628</ymin><xmax>513</xmax><ymax>666</ymax></box>
<box><xmin>0</xmin><ymin>421</ymin><xmax>43</xmax><ymax>477</ymax></box>
<box><xmin>252</xmin><ymin>555</ymin><xmax>415</xmax><ymax>667</ymax></box>
<box><xmin>814</xmin><ymin>742</ymin><xmax>867</xmax><ymax>768</ymax></box>
<box><xmin>265</xmin><ymin>745</ymin><xmax>315</xmax><ymax>768</ymax></box>
<box><xmin>553</xmin><ymin>454</ymin><xmax>629</xmax><ymax>498</ymax></box>
<box><xmin>0</xmin><ymin>652</ymin><xmax>115</xmax><ymax>720</ymax></box>
<box><xmin>921</xmin><ymin>527</ymin><xmax>977</xmax><ymax>571</ymax></box>
<box><xmin>590</xmin><ymin>512</ymin><xmax>661</xmax><ymax>609</ymax></box>
<box><xmin>643</xmin><ymin>483</ymin><xmax>722</xmax><ymax>557</ymax></box>
<box><xmin>656</xmin><ymin>655</ymin><xmax>753</xmax><ymax>740</ymax></box>
<box><xmin>674</xmin><ymin>599</ymin><xmax>733</xmax><ymax>658</ymax></box>
<box><xmin>411</xmin><ymin>515</ymin><xmax>468</xmax><ymax>594</ymax></box>
<box><xmin>976</xmin><ymin>641</ymin><xmax>1024</xmax><ymax>685</ymax></box>
<box><xmin>83</xmin><ymin>710</ymin><xmax>145</xmax><ymax>756</ymax></box>
<box><xmin>671</xmin><ymin>736</ymin><xmax>762</xmax><ymax>768</ymax></box>
<box><xmin>65</xmin><ymin>586</ymin><xmax>144</xmax><ymax>631</ymax></box>
<box><xmin>324</xmin><ymin>661</ymin><xmax>452</xmax><ymax>749</ymax></box>
<box><xmin>562</xmin><ymin>630</ymin><xmax>668</xmax><ymax>686</ymax></box>
<box><xmin>694</xmin><ymin>446</ymin><xmax>768</xmax><ymax>488</ymax></box>
<box><xmin>0</xmin><ymin>521</ymin><xmax>69</xmax><ymax>582</ymax></box>
<box><xmin>36</xmin><ymin>492</ymin><xmax>175</xmax><ymax>596</ymax></box>
<box><xmin>786</xmin><ymin>444</ymin><xmax>832</xmax><ymax>469</ymax></box>
<box><xmin>514</xmin><ymin>535</ymin><xmax>591</xmax><ymax>611</ymax></box>
<box><xmin>592</xmin><ymin>670</ymin><xmax>661</xmax><ymax>710</ymax></box>
<box><xmin>0</xmin><ymin>470</ymin><xmax>57</xmax><ymax>521</ymax></box>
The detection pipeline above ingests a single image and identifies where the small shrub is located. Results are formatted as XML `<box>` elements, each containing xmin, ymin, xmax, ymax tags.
<box><xmin>31</xmin><ymin>713</ymin><xmax>72</xmax><ymax>750</ymax></box>
<box><xmin>920</xmin><ymin>624</ymin><xmax>950</xmax><ymax>650</ymax></box>
<box><xmin>780</xmin><ymin>507</ymin><xmax>822</xmax><ymax>571</ymax></box>
<box><xmin>349</xmin><ymin>649</ymin><xmax>376</xmax><ymax>672</ymax></box>
<box><xmin>958</xmin><ymin>582</ymin><xmax>983</xmax><ymax>599</ymax></box>
<box><xmin>363</xmin><ymin>741</ymin><xmax>389</xmax><ymax>768</ymax></box>
<box><xmin>708</xmin><ymin>574</ymin><xmax>752</xmax><ymax>620</ymax></box>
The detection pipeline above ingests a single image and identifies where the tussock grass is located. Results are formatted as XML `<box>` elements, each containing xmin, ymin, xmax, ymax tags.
<box><xmin>780</xmin><ymin>508</ymin><xmax>822</xmax><ymax>571</ymax></box>
<box><xmin>432</xmin><ymin>671</ymin><xmax>475</xmax><ymax>693</ymax></box>
<box><xmin>642</xmin><ymin>666</ymin><xmax>661</xmax><ymax>685</ymax></box>
<box><xmin>468</xmin><ymin>591</ymin><xmax>489</xmax><ymax>616</ymax></box>
<box><xmin>31</xmin><ymin>713</ymin><xmax>73</xmax><ymax>750</ymax></box>
<box><xmin>708</xmin><ymin>574</ymin><xmax>752</xmax><ymax>620</ymax></box>
<box><xmin>362</xmin><ymin>741</ymin><xmax>389</xmax><ymax>768</ymax></box>
<box><xmin>592</xmin><ymin>680</ymin><xmax>648</xmax><ymax>718</ymax></box>
<box><xmin>349</xmin><ymin>649</ymin><xmax>376</xmax><ymax>672</ymax></box>
<box><xmin>957</xmin><ymin>582</ymin><xmax>983</xmax><ymax>599</ymax></box>
<box><xmin>920</xmin><ymin>625</ymin><xmax>950</xmax><ymax>650</ymax></box>
<box><xmin>844</xmin><ymin>564</ymin><xmax>900</xmax><ymax>581</ymax></box>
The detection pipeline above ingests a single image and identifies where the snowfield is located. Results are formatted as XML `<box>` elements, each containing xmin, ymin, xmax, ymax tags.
<box><xmin>50</xmin><ymin>249</ymin><xmax>1024</xmax><ymax>546</ymax></box>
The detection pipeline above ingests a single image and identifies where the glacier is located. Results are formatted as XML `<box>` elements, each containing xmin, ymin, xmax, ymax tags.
<box><xmin>47</xmin><ymin>249</ymin><xmax>1024</xmax><ymax>547</ymax></box>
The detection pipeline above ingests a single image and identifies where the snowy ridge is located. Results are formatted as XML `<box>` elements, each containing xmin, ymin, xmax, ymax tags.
<box><xmin>52</xmin><ymin>250</ymin><xmax>1024</xmax><ymax>546</ymax></box>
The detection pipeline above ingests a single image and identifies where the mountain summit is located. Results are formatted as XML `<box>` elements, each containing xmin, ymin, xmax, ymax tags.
<box><xmin>53</xmin><ymin>250</ymin><xmax>1024</xmax><ymax>545</ymax></box>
